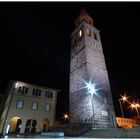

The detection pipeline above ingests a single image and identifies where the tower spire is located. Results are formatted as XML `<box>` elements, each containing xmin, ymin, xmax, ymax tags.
<box><xmin>75</xmin><ymin>7</ymin><xmax>93</xmax><ymax>28</ymax></box>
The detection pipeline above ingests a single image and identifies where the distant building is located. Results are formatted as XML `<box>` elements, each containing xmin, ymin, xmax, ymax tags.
<box><xmin>0</xmin><ymin>81</ymin><xmax>59</xmax><ymax>135</ymax></box>
<box><xmin>116</xmin><ymin>117</ymin><xmax>138</xmax><ymax>128</ymax></box>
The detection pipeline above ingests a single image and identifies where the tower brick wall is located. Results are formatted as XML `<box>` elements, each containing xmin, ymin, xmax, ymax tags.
<box><xmin>69</xmin><ymin>9</ymin><xmax>116</xmax><ymax>128</ymax></box>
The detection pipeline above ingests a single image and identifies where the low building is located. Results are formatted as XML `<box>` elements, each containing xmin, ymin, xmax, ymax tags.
<box><xmin>116</xmin><ymin>117</ymin><xmax>138</xmax><ymax>128</ymax></box>
<box><xmin>0</xmin><ymin>81</ymin><xmax>59</xmax><ymax>135</ymax></box>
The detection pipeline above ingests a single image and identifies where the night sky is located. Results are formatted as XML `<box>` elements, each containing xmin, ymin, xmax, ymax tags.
<box><xmin>0</xmin><ymin>2</ymin><xmax>140</xmax><ymax>119</ymax></box>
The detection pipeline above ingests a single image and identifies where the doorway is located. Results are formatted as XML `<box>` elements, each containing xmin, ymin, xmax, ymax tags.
<box><xmin>24</xmin><ymin>119</ymin><xmax>37</xmax><ymax>134</ymax></box>
<box><xmin>9</xmin><ymin>117</ymin><xmax>22</xmax><ymax>134</ymax></box>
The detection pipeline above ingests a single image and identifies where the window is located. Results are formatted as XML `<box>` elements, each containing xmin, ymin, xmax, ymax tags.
<box><xmin>16</xmin><ymin>100</ymin><xmax>24</xmax><ymax>109</ymax></box>
<box><xmin>35</xmin><ymin>91</ymin><xmax>38</xmax><ymax>97</ymax></box>
<box><xmin>21</xmin><ymin>86</ymin><xmax>25</xmax><ymax>94</ymax></box>
<box><xmin>25</xmin><ymin>88</ymin><xmax>28</xmax><ymax>94</ymax></box>
<box><xmin>38</xmin><ymin>90</ymin><xmax>41</xmax><ymax>96</ymax></box>
<box><xmin>79</xmin><ymin>30</ymin><xmax>82</xmax><ymax>37</ymax></box>
<box><xmin>18</xmin><ymin>86</ymin><xmax>22</xmax><ymax>93</ymax></box>
<box><xmin>90</xmin><ymin>41</ymin><xmax>94</xmax><ymax>48</ymax></box>
<box><xmin>87</xmin><ymin>29</ymin><xmax>91</xmax><ymax>36</ymax></box>
<box><xmin>45</xmin><ymin>104</ymin><xmax>50</xmax><ymax>111</ymax></box>
<box><xmin>18</xmin><ymin>86</ymin><xmax>28</xmax><ymax>94</ymax></box>
<box><xmin>32</xmin><ymin>89</ymin><xmax>35</xmax><ymax>95</ymax></box>
<box><xmin>32</xmin><ymin>89</ymin><xmax>42</xmax><ymax>97</ymax></box>
<box><xmin>94</xmin><ymin>33</ymin><xmax>98</xmax><ymax>40</ymax></box>
<box><xmin>45</xmin><ymin>90</ymin><xmax>53</xmax><ymax>99</ymax></box>
<box><xmin>32</xmin><ymin>102</ymin><xmax>38</xmax><ymax>110</ymax></box>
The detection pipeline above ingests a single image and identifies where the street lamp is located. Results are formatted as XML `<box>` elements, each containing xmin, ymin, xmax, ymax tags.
<box><xmin>62</xmin><ymin>113</ymin><xmax>70</xmax><ymax>124</ymax></box>
<box><xmin>119</xmin><ymin>95</ymin><xmax>128</xmax><ymax>118</ymax></box>
<box><xmin>135</xmin><ymin>103</ymin><xmax>140</xmax><ymax>117</ymax></box>
<box><xmin>2</xmin><ymin>81</ymin><xmax>18</xmax><ymax>136</ymax></box>
<box><xmin>122</xmin><ymin>96</ymin><xmax>127</xmax><ymax>102</ymax></box>
<box><xmin>63</xmin><ymin>113</ymin><xmax>69</xmax><ymax>120</ymax></box>
<box><xmin>84</xmin><ymin>80</ymin><xmax>97</xmax><ymax>95</ymax></box>
<box><xmin>131</xmin><ymin>103</ymin><xmax>140</xmax><ymax>117</ymax></box>
<box><xmin>120</xmin><ymin>95</ymin><xmax>128</xmax><ymax>102</ymax></box>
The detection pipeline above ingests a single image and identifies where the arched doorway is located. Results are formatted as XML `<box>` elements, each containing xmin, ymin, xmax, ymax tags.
<box><xmin>42</xmin><ymin>118</ymin><xmax>50</xmax><ymax>132</ymax></box>
<box><xmin>9</xmin><ymin>117</ymin><xmax>22</xmax><ymax>134</ymax></box>
<box><xmin>24</xmin><ymin>119</ymin><xmax>31</xmax><ymax>134</ymax></box>
<box><xmin>24</xmin><ymin>119</ymin><xmax>37</xmax><ymax>134</ymax></box>
<box><xmin>31</xmin><ymin>120</ymin><xmax>37</xmax><ymax>133</ymax></box>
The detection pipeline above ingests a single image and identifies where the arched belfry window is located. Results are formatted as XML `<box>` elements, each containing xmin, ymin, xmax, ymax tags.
<box><xmin>87</xmin><ymin>29</ymin><xmax>91</xmax><ymax>36</ymax></box>
<box><xmin>77</xmin><ymin>29</ymin><xmax>84</xmax><ymax>40</ymax></box>
<box><xmin>79</xmin><ymin>30</ymin><xmax>82</xmax><ymax>38</ymax></box>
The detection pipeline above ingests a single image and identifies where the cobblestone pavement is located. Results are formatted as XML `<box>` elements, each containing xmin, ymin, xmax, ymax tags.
<box><xmin>1</xmin><ymin>134</ymin><xmax>83</xmax><ymax>139</ymax></box>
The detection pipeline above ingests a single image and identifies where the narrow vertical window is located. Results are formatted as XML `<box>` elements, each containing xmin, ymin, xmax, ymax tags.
<box><xmin>32</xmin><ymin>89</ymin><xmax>35</xmax><ymax>95</ymax></box>
<box><xmin>38</xmin><ymin>90</ymin><xmax>41</xmax><ymax>96</ymax></box>
<box><xmin>51</xmin><ymin>92</ymin><xmax>53</xmax><ymax>98</ymax></box>
<box><xmin>16</xmin><ymin>100</ymin><xmax>24</xmax><ymax>109</ymax></box>
<box><xmin>32</xmin><ymin>102</ymin><xmax>38</xmax><ymax>110</ymax></box>
<box><xmin>90</xmin><ymin>41</ymin><xmax>94</xmax><ymax>48</ymax></box>
<box><xmin>79</xmin><ymin>30</ymin><xmax>82</xmax><ymax>37</ymax></box>
<box><xmin>25</xmin><ymin>88</ymin><xmax>28</xmax><ymax>94</ymax></box>
<box><xmin>35</xmin><ymin>89</ymin><xmax>38</xmax><ymax>96</ymax></box>
<box><xmin>18</xmin><ymin>86</ymin><xmax>22</xmax><ymax>93</ymax></box>
<box><xmin>45</xmin><ymin>104</ymin><xmax>50</xmax><ymax>111</ymax></box>
<box><xmin>87</xmin><ymin>29</ymin><xmax>91</xmax><ymax>36</ymax></box>
<box><xmin>22</xmin><ymin>86</ymin><xmax>25</xmax><ymax>94</ymax></box>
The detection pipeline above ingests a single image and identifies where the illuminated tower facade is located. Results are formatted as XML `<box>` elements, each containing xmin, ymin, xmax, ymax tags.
<box><xmin>69</xmin><ymin>9</ymin><xmax>116</xmax><ymax>128</ymax></box>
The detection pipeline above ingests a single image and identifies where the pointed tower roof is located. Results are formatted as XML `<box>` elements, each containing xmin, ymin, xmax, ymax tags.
<box><xmin>75</xmin><ymin>7</ymin><xmax>93</xmax><ymax>28</ymax></box>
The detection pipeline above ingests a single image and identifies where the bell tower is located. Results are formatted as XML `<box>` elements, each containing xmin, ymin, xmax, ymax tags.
<box><xmin>69</xmin><ymin>8</ymin><xmax>116</xmax><ymax>128</ymax></box>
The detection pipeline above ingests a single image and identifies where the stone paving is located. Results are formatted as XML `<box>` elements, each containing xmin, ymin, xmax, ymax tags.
<box><xmin>2</xmin><ymin>127</ymin><xmax>140</xmax><ymax>139</ymax></box>
<box><xmin>1</xmin><ymin>134</ymin><xmax>80</xmax><ymax>139</ymax></box>
<box><xmin>82</xmin><ymin>127</ymin><xmax>140</xmax><ymax>138</ymax></box>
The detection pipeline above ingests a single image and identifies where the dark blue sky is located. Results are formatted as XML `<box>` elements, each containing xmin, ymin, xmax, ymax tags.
<box><xmin>0</xmin><ymin>2</ymin><xmax>140</xmax><ymax>118</ymax></box>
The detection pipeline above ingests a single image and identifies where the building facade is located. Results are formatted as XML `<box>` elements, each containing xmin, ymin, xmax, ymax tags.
<box><xmin>69</xmin><ymin>8</ymin><xmax>116</xmax><ymax>128</ymax></box>
<box><xmin>116</xmin><ymin>117</ymin><xmax>138</xmax><ymax>128</ymax></box>
<box><xmin>0</xmin><ymin>81</ymin><xmax>58</xmax><ymax>135</ymax></box>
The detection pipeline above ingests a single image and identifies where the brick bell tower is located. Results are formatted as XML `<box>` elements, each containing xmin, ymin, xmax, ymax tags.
<box><xmin>69</xmin><ymin>8</ymin><xmax>116</xmax><ymax>128</ymax></box>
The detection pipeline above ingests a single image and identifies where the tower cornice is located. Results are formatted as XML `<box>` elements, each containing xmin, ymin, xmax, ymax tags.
<box><xmin>71</xmin><ymin>21</ymin><xmax>100</xmax><ymax>38</ymax></box>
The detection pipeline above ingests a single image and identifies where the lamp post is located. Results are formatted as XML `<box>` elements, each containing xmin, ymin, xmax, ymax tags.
<box><xmin>2</xmin><ymin>81</ymin><xmax>18</xmax><ymax>136</ymax></box>
<box><xmin>119</xmin><ymin>95</ymin><xmax>127</xmax><ymax>118</ymax></box>
<box><xmin>119</xmin><ymin>99</ymin><xmax>124</xmax><ymax>118</ymax></box>
<box><xmin>136</xmin><ymin>103</ymin><xmax>140</xmax><ymax>117</ymax></box>
<box><xmin>88</xmin><ymin>92</ymin><xmax>94</xmax><ymax>127</ymax></box>
<box><xmin>63</xmin><ymin>113</ymin><xmax>69</xmax><ymax>120</ymax></box>
<box><xmin>62</xmin><ymin>113</ymin><xmax>70</xmax><ymax>124</ymax></box>
<box><xmin>131</xmin><ymin>103</ymin><xmax>140</xmax><ymax>117</ymax></box>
